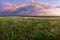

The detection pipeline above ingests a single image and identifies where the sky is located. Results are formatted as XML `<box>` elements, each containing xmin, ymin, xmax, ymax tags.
<box><xmin>0</xmin><ymin>0</ymin><xmax>60</xmax><ymax>6</ymax></box>
<box><xmin>0</xmin><ymin>0</ymin><xmax>60</xmax><ymax>16</ymax></box>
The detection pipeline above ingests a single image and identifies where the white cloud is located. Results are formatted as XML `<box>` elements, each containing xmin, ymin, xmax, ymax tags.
<box><xmin>48</xmin><ymin>8</ymin><xmax>60</xmax><ymax>16</ymax></box>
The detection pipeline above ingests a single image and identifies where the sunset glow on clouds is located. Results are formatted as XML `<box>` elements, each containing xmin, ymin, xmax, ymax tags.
<box><xmin>0</xmin><ymin>2</ymin><xmax>50</xmax><ymax>11</ymax></box>
<box><xmin>48</xmin><ymin>8</ymin><xmax>60</xmax><ymax>16</ymax></box>
<box><xmin>0</xmin><ymin>0</ymin><xmax>60</xmax><ymax>16</ymax></box>
<box><xmin>1</xmin><ymin>2</ymin><xmax>17</xmax><ymax>11</ymax></box>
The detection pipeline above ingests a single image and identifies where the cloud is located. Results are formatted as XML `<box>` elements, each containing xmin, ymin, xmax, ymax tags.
<box><xmin>39</xmin><ymin>2</ymin><xmax>52</xmax><ymax>9</ymax></box>
<box><xmin>1</xmin><ymin>2</ymin><xmax>60</xmax><ymax>16</ymax></box>
<box><xmin>47</xmin><ymin>8</ymin><xmax>60</xmax><ymax>16</ymax></box>
<box><xmin>0</xmin><ymin>2</ymin><xmax>17</xmax><ymax>12</ymax></box>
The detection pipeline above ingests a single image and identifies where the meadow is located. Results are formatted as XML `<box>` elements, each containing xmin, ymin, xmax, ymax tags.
<box><xmin>0</xmin><ymin>17</ymin><xmax>60</xmax><ymax>40</ymax></box>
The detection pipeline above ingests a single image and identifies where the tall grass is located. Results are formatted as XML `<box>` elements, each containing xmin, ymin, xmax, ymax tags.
<box><xmin>0</xmin><ymin>18</ymin><xmax>60</xmax><ymax>40</ymax></box>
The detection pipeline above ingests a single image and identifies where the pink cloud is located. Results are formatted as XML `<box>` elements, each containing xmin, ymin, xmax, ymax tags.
<box><xmin>39</xmin><ymin>2</ymin><xmax>52</xmax><ymax>9</ymax></box>
<box><xmin>1</xmin><ymin>2</ymin><xmax>17</xmax><ymax>11</ymax></box>
<box><xmin>0</xmin><ymin>2</ymin><xmax>52</xmax><ymax>12</ymax></box>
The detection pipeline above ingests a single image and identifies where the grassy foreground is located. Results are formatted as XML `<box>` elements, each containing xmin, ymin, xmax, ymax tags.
<box><xmin>0</xmin><ymin>17</ymin><xmax>60</xmax><ymax>40</ymax></box>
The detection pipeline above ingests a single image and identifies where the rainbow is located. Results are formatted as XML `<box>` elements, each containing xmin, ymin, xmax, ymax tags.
<box><xmin>12</xmin><ymin>2</ymin><xmax>49</xmax><ymax>13</ymax></box>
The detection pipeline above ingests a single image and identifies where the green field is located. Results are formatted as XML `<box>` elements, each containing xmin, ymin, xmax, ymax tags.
<box><xmin>0</xmin><ymin>17</ymin><xmax>60</xmax><ymax>40</ymax></box>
